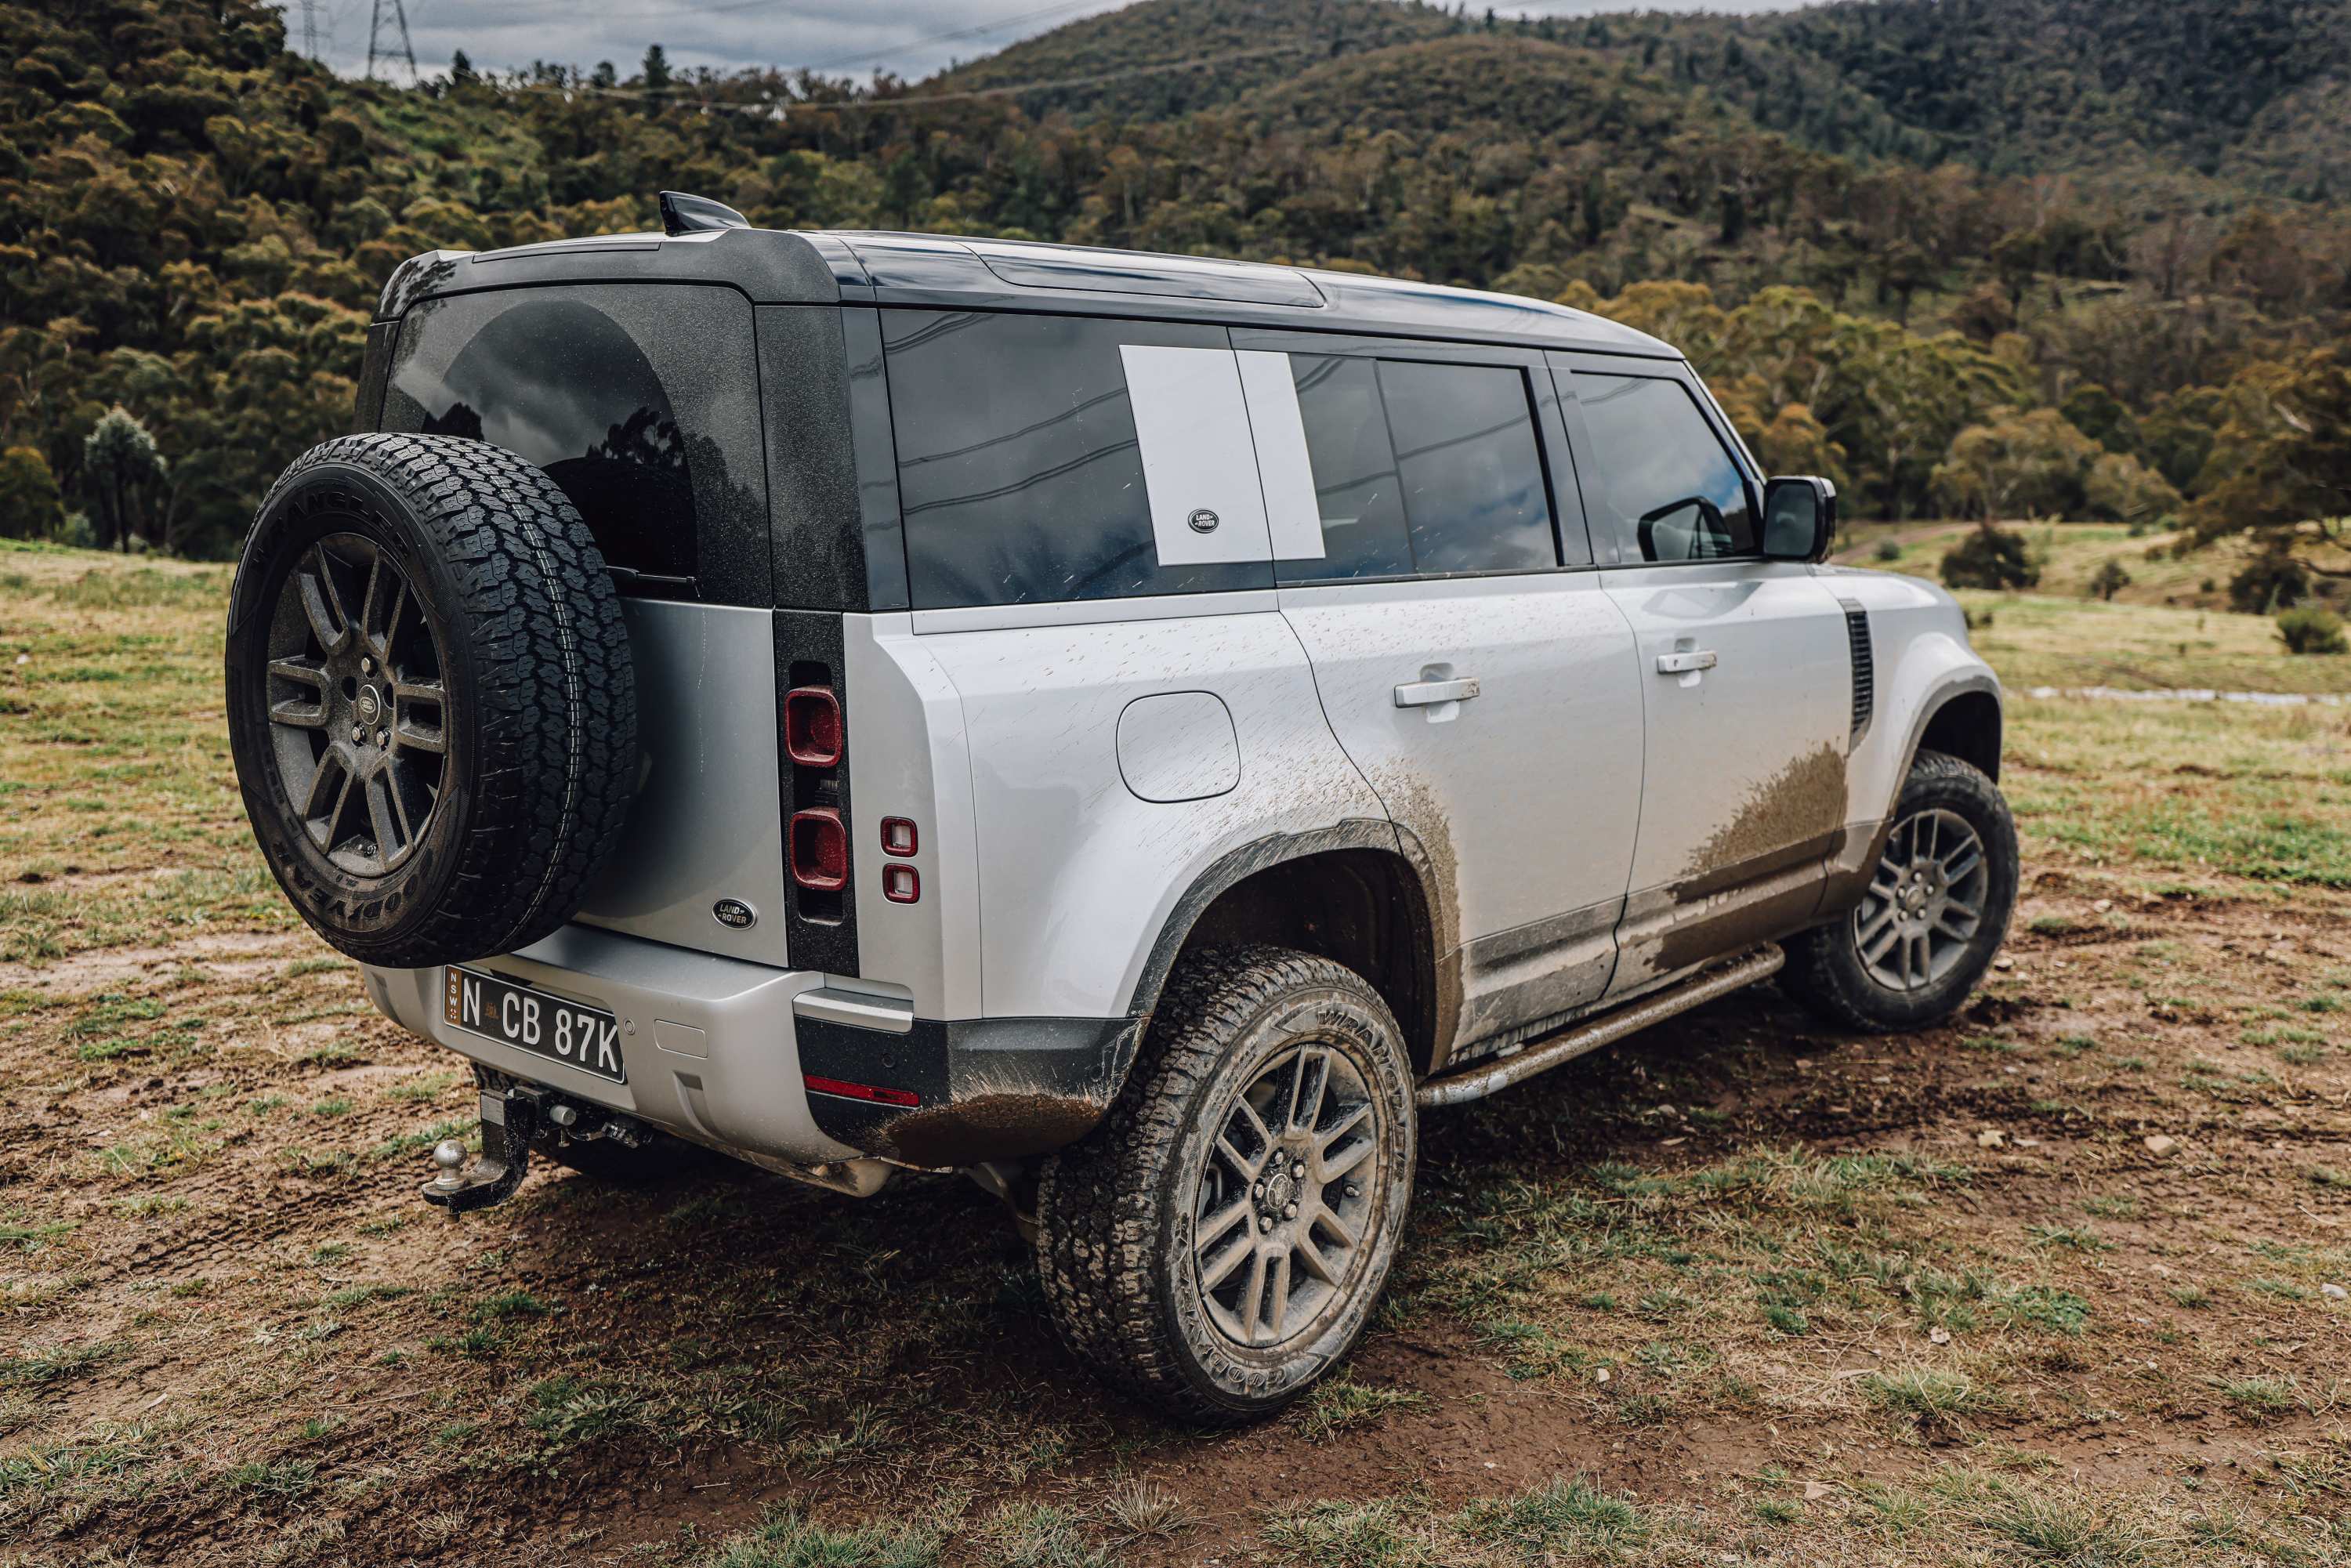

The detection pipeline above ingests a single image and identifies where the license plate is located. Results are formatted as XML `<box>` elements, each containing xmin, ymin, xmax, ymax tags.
<box><xmin>443</xmin><ymin>965</ymin><xmax>625</xmax><ymax>1083</ymax></box>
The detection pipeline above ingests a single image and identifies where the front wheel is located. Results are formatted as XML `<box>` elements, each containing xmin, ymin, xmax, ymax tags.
<box><xmin>1035</xmin><ymin>947</ymin><xmax>1416</xmax><ymax>1425</ymax></box>
<box><xmin>1785</xmin><ymin>748</ymin><xmax>2019</xmax><ymax>1032</ymax></box>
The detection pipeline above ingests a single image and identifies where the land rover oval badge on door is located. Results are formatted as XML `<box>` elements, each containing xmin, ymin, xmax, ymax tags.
<box><xmin>713</xmin><ymin>898</ymin><xmax>758</xmax><ymax>930</ymax></box>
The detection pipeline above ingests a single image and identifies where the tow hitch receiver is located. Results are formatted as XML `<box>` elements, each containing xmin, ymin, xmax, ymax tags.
<box><xmin>421</xmin><ymin>1088</ymin><xmax>537</xmax><ymax>1215</ymax></box>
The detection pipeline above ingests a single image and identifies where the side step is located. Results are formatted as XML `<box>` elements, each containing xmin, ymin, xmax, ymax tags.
<box><xmin>1416</xmin><ymin>943</ymin><xmax>1785</xmax><ymax>1108</ymax></box>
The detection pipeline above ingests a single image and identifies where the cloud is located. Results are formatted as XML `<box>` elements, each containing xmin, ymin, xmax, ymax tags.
<box><xmin>305</xmin><ymin>0</ymin><xmax>1785</xmax><ymax>85</ymax></box>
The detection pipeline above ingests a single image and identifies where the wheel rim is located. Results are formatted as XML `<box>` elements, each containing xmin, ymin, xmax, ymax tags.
<box><xmin>1852</xmin><ymin>806</ymin><xmax>1988</xmax><ymax>991</ymax></box>
<box><xmin>1190</xmin><ymin>1040</ymin><xmax>1383</xmax><ymax>1353</ymax></box>
<box><xmin>263</xmin><ymin>533</ymin><xmax>448</xmax><ymax>878</ymax></box>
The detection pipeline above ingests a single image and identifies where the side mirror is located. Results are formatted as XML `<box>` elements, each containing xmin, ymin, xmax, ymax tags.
<box><xmin>1762</xmin><ymin>476</ymin><xmax>1838</xmax><ymax>563</ymax></box>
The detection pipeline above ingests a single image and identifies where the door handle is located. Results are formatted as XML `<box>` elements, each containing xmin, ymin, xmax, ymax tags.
<box><xmin>1393</xmin><ymin>677</ymin><xmax>1480</xmax><ymax>708</ymax></box>
<box><xmin>1655</xmin><ymin>650</ymin><xmax>1718</xmax><ymax>675</ymax></box>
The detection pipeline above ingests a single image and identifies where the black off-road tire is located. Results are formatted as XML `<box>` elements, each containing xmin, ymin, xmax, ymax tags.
<box><xmin>1784</xmin><ymin>749</ymin><xmax>2019</xmax><ymax>1033</ymax></box>
<box><xmin>225</xmin><ymin>433</ymin><xmax>636</xmax><ymax>969</ymax></box>
<box><xmin>1035</xmin><ymin>946</ymin><xmax>1416</xmax><ymax>1426</ymax></box>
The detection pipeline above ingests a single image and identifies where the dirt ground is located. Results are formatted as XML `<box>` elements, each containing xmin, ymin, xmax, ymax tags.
<box><xmin>4</xmin><ymin>540</ymin><xmax>2349</xmax><ymax>1566</ymax></box>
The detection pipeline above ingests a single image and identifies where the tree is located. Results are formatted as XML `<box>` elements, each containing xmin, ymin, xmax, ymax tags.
<box><xmin>641</xmin><ymin>43</ymin><xmax>672</xmax><ymax>110</ymax></box>
<box><xmin>0</xmin><ymin>447</ymin><xmax>65</xmax><ymax>540</ymax></box>
<box><xmin>2187</xmin><ymin>349</ymin><xmax>2351</xmax><ymax>572</ymax></box>
<box><xmin>1940</xmin><ymin>523</ymin><xmax>2040</xmax><ymax>590</ymax></box>
<box><xmin>82</xmin><ymin>407</ymin><xmax>168</xmax><ymax>551</ymax></box>
<box><xmin>2087</xmin><ymin>558</ymin><xmax>2132</xmax><ymax>600</ymax></box>
<box><xmin>1930</xmin><ymin>408</ymin><xmax>2103</xmax><ymax>520</ymax></box>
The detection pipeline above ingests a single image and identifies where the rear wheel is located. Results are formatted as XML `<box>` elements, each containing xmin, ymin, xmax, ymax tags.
<box><xmin>1035</xmin><ymin>947</ymin><xmax>1415</xmax><ymax>1425</ymax></box>
<box><xmin>1785</xmin><ymin>749</ymin><xmax>2018</xmax><ymax>1032</ymax></box>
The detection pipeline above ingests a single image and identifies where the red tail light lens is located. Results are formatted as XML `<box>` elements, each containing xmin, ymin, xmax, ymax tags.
<box><xmin>803</xmin><ymin>1074</ymin><xmax>918</xmax><ymax>1108</ymax></box>
<box><xmin>882</xmin><ymin>864</ymin><xmax>919</xmax><ymax>904</ymax></box>
<box><xmin>789</xmin><ymin>806</ymin><xmax>848</xmax><ymax>890</ymax></box>
<box><xmin>880</xmin><ymin>817</ymin><xmax>918</xmax><ymax>857</ymax></box>
<box><xmin>784</xmin><ymin>686</ymin><xmax>843</xmax><ymax>767</ymax></box>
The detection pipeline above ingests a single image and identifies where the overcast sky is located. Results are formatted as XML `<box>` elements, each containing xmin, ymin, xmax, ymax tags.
<box><xmin>299</xmin><ymin>0</ymin><xmax>1786</xmax><ymax>85</ymax></box>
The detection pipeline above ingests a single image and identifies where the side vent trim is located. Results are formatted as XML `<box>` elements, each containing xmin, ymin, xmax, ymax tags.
<box><xmin>1841</xmin><ymin>599</ymin><xmax>1875</xmax><ymax>744</ymax></box>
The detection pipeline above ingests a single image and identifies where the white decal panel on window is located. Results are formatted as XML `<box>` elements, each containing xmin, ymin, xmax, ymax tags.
<box><xmin>1236</xmin><ymin>351</ymin><xmax>1326</xmax><ymax>561</ymax></box>
<box><xmin>1119</xmin><ymin>344</ymin><xmax>1275</xmax><ymax>567</ymax></box>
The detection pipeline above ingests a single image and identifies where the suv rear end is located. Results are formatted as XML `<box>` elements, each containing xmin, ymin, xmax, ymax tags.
<box><xmin>349</xmin><ymin>227</ymin><xmax>1009</xmax><ymax>1187</ymax></box>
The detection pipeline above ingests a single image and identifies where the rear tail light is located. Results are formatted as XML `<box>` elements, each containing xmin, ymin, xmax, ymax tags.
<box><xmin>789</xmin><ymin>806</ymin><xmax>848</xmax><ymax>891</ymax></box>
<box><xmin>882</xmin><ymin>864</ymin><xmax>919</xmax><ymax>904</ymax></box>
<box><xmin>784</xmin><ymin>686</ymin><xmax>843</xmax><ymax>767</ymax></box>
<box><xmin>880</xmin><ymin>817</ymin><xmax>918</xmax><ymax>856</ymax></box>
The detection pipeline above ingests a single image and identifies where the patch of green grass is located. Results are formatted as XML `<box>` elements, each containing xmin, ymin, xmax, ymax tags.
<box><xmin>0</xmin><ymin>1342</ymin><xmax>119</xmax><ymax>1387</ymax></box>
<box><xmin>1864</xmin><ymin>1369</ymin><xmax>1997</xmax><ymax>1424</ymax></box>
<box><xmin>2215</xmin><ymin>1377</ymin><xmax>2298</xmax><ymax>1417</ymax></box>
<box><xmin>1298</xmin><ymin>1378</ymin><xmax>1432</xmax><ymax>1440</ymax></box>
<box><xmin>1459</xmin><ymin>1476</ymin><xmax>1650</xmax><ymax>1562</ymax></box>
<box><xmin>0</xmin><ymin>1216</ymin><xmax>77</xmax><ymax>1252</ymax></box>
<box><xmin>699</xmin><ymin>1506</ymin><xmax>940</xmax><ymax>1568</ymax></box>
<box><xmin>475</xmin><ymin>1290</ymin><xmax>550</xmax><ymax>1321</ymax></box>
<box><xmin>221</xmin><ymin>1457</ymin><xmax>318</xmax><ymax>1498</ymax></box>
<box><xmin>1998</xmin><ymin>1286</ymin><xmax>2092</xmax><ymax>1335</ymax></box>
<box><xmin>1976</xmin><ymin>1488</ymin><xmax>2160</xmax><ymax>1566</ymax></box>
<box><xmin>2027</xmin><ymin>1223</ymin><xmax>2113</xmax><ymax>1253</ymax></box>
<box><xmin>1260</xmin><ymin>1496</ymin><xmax>1431</xmax><ymax>1568</ymax></box>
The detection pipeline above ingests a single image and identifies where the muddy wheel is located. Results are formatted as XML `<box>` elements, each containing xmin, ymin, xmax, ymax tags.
<box><xmin>1035</xmin><ymin>946</ymin><xmax>1415</xmax><ymax>1426</ymax></box>
<box><xmin>1785</xmin><ymin>749</ymin><xmax>2018</xmax><ymax>1032</ymax></box>
<box><xmin>224</xmin><ymin>433</ymin><xmax>636</xmax><ymax>969</ymax></box>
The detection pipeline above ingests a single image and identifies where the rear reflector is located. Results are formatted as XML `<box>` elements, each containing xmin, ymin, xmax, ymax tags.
<box><xmin>784</xmin><ymin>685</ymin><xmax>844</xmax><ymax>767</ymax></box>
<box><xmin>789</xmin><ymin>806</ymin><xmax>849</xmax><ymax>890</ymax></box>
<box><xmin>879</xmin><ymin>817</ymin><xmax>918</xmax><ymax>856</ymax></box>
<box><xmin>803</xmin><ymin>1074</ymin><xmax>919</xmax><ymax>1108</ymax></box>
<box><xmin>882</xmin><ymin>864</ymin><xmax>919</xmax><ymax>904</ymax></box>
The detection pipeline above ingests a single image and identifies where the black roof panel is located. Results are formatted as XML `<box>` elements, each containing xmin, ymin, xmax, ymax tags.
<box><xmin>379</xmin><ymin>226</ymin><xmax>1678</xmax><ymax>359</ymax></box>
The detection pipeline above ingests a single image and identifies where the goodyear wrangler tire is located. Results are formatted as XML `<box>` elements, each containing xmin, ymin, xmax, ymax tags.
<box><xmin>224</xmin><ymin>433</ymin><xmax>636</xmax><ymax>970</ymax></box>
<box><xmin>1035</xmin><ymin>945</ymin><xmax>1416</xmax><ymax>1426</ymax></box>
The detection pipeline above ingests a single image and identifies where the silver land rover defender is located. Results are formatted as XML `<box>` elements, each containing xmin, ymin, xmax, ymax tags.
<box><xmin>225</xmin><ymin>193</ymin><xmax>2015</xmax><ymax>1425</ymax></box>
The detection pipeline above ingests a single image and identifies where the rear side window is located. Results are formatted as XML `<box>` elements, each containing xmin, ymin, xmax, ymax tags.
<box><xmin>380</xmin><ymin>284</ymin><xmax>769</xmax><ymax>602</ymax></box>
<box><xmin>1275</xmin><ymin>356</ymin><xmax>1556</xmax><ymax>583</ymax></box>
<box><xmin>1573</xmin><ymin>373</ymin><xmax>1755</xmax><ymax>563</ymax></box>
<box><xmin>882</xmin><ymin>310</ymin><xmax>1271</xmax><ymax>610</ymax></box>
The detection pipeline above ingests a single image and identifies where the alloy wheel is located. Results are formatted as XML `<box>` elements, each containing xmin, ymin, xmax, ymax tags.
<box><xmin>263</xmin><ymin>533</ymin><xmax>448</xmax><ymax>878</ymax></box>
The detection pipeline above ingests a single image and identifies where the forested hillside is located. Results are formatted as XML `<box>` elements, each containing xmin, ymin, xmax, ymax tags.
<box><xmin>2</xmin><ymin>0</ymin><xmax>2346</xmax><ymax>576</ymax></box>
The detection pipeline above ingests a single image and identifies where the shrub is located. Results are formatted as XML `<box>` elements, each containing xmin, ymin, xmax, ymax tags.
<box><xmin>2086</xmin><ymin>559</ymin><xmax>2132</xmax><ymax>600</ymax></box>
<box><xmin>2231</xmin><ymin>549</ymin><xmax>2309</xmax><ymax>613</ymax></box>
<box><xmin>2277</xmin><ymin>607</ymin><xmax>2348</xmax><ymax>656</ymax></box>
<box><xmin>1940</xmin><ymin>523</ymin><xmax>2039</xmax><ymax>590</ymax></box>
<box><xmin>1875</xmin><ymin>538</ymin><xmax>1904</xmax><ymax>562</ymax></box>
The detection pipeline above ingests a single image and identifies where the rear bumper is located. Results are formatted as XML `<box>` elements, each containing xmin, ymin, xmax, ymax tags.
<box><xmin>360</xmin><ymin>924</ymin><xmax>1139</xmax><ymax>1170</ymax></box>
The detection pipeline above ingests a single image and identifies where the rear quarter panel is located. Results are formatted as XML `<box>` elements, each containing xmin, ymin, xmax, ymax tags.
<box><xmin>911</xmin><ymin>596</ymin><xmax>1389</xmax><ymax>1022</ymax></box>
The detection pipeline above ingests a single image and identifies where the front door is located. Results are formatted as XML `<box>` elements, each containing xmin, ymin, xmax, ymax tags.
<box><xmin>1558</xmin><ymin>360</ymin><xmax>1853</xmax><ymax>996</ymax></box>
<box><xmin>1239</xmin><ymin>340</ymin><xmax>1646</xmax><ymax>1056</ymax></box>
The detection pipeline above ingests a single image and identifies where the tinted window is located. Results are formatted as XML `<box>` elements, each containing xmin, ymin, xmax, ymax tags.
<box><xmin>1280</xmin><ymin>355</ymin><xmax>1413</xmax><ymax>582</ymax></box>
<box><xmin>1278</xmin><ymin>357</ymin><xmax>1556</xmax><ymax>582</ymax></box>
<box><xmin>1574</xmin><ymin>374</ymin><xmax>1755</xmax><ymax>563</ymax></box>
<box><xmin>380</xmin><ymin>285</ymin><xmax>768</xmax><ymax>600</ymax></box>
<box><xmin>1379</xmin><ymin>360</ymin><xmax>1556</xmax><ymax>574</ymax></box>
<box><xmin>882</xmin><ymin>311</ymin><xmax>1269</xmax><ymax>610</ymax></box>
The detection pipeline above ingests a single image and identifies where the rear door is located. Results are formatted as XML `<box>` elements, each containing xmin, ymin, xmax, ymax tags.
<box><xmin>1241</xmin><ymin>335</ymin><xmax>1646</xmax><ymax>1054</ymax></box>
<box><xmin>1555</xmin><ymin>357</ymin><xmax>1852</xmax><ymax>995</ymax></box>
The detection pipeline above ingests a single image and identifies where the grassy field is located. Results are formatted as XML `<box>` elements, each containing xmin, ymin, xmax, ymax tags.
<box><xmin>3</xmin><ymin>539</ymin><xmax>2350</xmax><ymax>1566</ymax></box>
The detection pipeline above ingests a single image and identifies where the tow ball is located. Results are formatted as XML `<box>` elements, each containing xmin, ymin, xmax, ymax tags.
<box><xmin>421</xmin><ymin>1087</ymin><xmax>538</xmax><ymax>1215</ymax></box>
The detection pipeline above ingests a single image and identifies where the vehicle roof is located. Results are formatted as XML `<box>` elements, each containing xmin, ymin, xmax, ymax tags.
<box><xmin>379</xmin><ymin>226</ymin><xmax>1680</xmax><ymax>359</ymax></box>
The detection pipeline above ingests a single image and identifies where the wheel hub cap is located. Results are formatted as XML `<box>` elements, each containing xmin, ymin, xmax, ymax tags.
<box><xmin>1853</xmin><ymin>806</ymin><xmax>1989</xmax><ymax>991</ymax></box>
